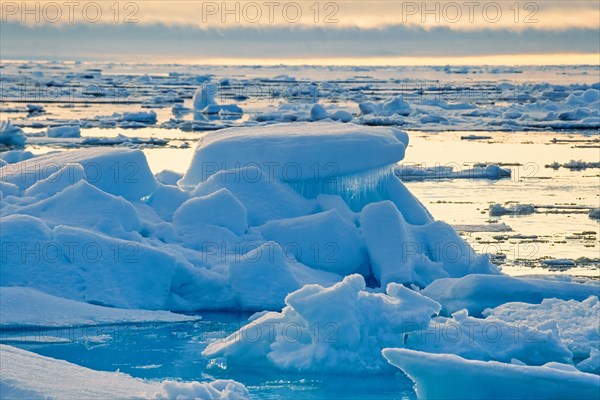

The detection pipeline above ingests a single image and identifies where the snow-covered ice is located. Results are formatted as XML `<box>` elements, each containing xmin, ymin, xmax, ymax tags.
<box><xmin>1</xmin><ymin>123</ymin><xmax>499</xmax><ymax>315</ymax></box>
<box><xmin>0</xmin><ymin>287</ymin><xmax>200</xmax><ymax>328</ymax></box>
<box><xmin>181</xmin><ymin>122</ymin><xmax>408</xmax><ymax>188</ymax></box>
<box><xmin>0</xmin><ymin>120</ymin><xmax>26</xmax><ymax>148</ymax></box>
<box><xmin>382</xmin><ymin>348</ymin><xmax>600</xmax><ymax>400</ymax></box>
<box><xmin>47</xmin><ymin>125</ymin><xmax>81</xmax><ymax>138</ymax></box>
<box><xmin>422</xmin><ymin>274</ymin><xmax>600</xmax><ymax>316</ymax></box>
<box><xmin>489</xmin><ymin>203</ymin><xmax>535</xmax><ymax>216</ymax></box>
<box><xmin>1</xmin><ymin>79</ymin><xmax>598</xmax><ymax>399</ymax></box>
<box><xmin>203</xmin><ymin>274</ymin><xmax>442</xmax><ymax>373</ymax></box>
<box><xmin>0</xmin><ymin>345</ymin><xmax>249</xmax><ymax>400</ymax></box>
<box><xmin>483</xmin><ymin>296</ymin><xmax>600</xmax><ymax>362</ymax></box>
<box><xmin>193</xmin><ymin>84</ymin><xmax>243</xmax><ymax>115</ymax></box>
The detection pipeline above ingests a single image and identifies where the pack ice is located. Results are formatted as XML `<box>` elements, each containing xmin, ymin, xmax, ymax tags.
<box><xmin>2</xmin><ymin>121</ymin><xmax>599</xmax><ymax>398</ymax></box>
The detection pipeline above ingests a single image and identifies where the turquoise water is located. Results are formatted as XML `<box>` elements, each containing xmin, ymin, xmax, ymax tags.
<box><xmin>2</xmin><ymin>314</ymin><xmax>416</xmax><ymax>399</ymax></box>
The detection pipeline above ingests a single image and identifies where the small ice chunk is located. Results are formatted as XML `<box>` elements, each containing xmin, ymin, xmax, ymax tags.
<box><xmin>329</xmin><ymin>110</ymin><xmax>353</xmax><ymax>122</ymax></box>
<box><xmin>489</xmin><ymin>203</ymin><xmax>535</xmax><ymax>216</ymax></box>
<box><xmin>360</xmin><ymin>201</ymin><xmax>448</xmax><ymax>287</ymax></box>
<box><xmin>1</xmin><ymin>148</ymin><xmax>158</xmax><ymax>201</ymax></box>
<box><xmin>228</xmin><ymin>242</ymin><xmax>301</xmax><ymax>311</ymax></box>
<box><xmin>121</xmin><ymin>111</ymin><xmax>157</xmax><ymax>124</ymax></box>
<box><xmin>484</xmin><ymin>296</ymin><xmax>600</xmax><ymax>361</ymax></box>
<box><xmin>191</xmin><ymin>166</ymin><xmax>316</xmax><ymax>226</ymax></box>
<box><xmin>47</xmin><ymin>125</ymin><xmax>81</xmax><ymax>138</ymax></box>
<box><xmin>0</xmin><ymin>120</ymin><xmax>26</xmax><ymax>147</ymax></box>
<box><xmin>310</xmin><ymin>103</ymin><xmax>329</xmax><ymax>121</ymax></box>
<box><xmin>383</xmin><ymin>95</ymin><xmax>412</xmax><ymax>116</ymax></box>
<box><xmin>577</xmin><ymin>349</ymin><xmax>600</xmax><ymax>374</ymax></box>
<box><xmin>542</xmin><ymin>259</ymin><xmax>576</xmax><ymax>267</ymax></box>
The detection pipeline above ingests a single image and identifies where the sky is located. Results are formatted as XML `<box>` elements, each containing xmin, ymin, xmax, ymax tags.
<box><xmin>1</xmin><ymin>1</ymin><xmax>599</xmax><ymax>65</ymax></box>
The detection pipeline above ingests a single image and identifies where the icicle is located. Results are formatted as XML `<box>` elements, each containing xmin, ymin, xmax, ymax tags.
<box><xmin>283</xmin><ymin>163</ymin><xmax>397</xmax><ymax>211</ymax></box>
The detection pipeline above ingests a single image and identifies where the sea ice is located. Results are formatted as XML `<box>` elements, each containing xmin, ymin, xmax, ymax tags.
<box><xmin>577</xmin><ymin>349</ymin><xmax>600</xmax><ymax>374</ymax></box>
<box><xmin>0</xmin><ymin>123</ymin><xmax>499</xmax><ymax>317</ymax></box>
<box><xmin>0</xmin><ymin>120</ymin><xmax>26</xmax><ymax>147</ymax></box>
<box><xmin>489</xmin><ymin>203</ymin><xmax>535</xmax><ymax>216</ymax></box>
<box><xmin>0</xmin><ymin>215</ymin><xmax>175</xmax><ymax>310</ymax></box>
<box><xmin>173</xmin><ymin>188</ymin><xmax>248</xmax><ymax>236</ymax></box>
<box><xmin>359</xmin><ymin>95</ymin><xmax>412</xmax><ymax>117</ymax></box>
<box><xmin>0</xmin><ymin>150</ymin><xmax>35</xmax><ymax>164</ymax></box>
<box><xmin>483</xmin><ymin>296</ymin><xmax>600</xmax><ymax>361</ymax></box>
<box><xmin>0</xmin><ymin>287</ymin><xmax>200</xmax><ymax>328</ymax></box>
<box><xmin>121</xmin><ymin>111</ymin><xmax>158</xmax><ymax>124</ymax></box>
<box><xmin>359</xmin><ymin>201</ymin><xmax>448</xmax><ymax>287</ymax></box>
<box><xmin>405</xmin><ymin>309</ymin><xmax>572</xmax><ymax>366</ymax></box>
<box><xmin>382</xmin><ymin>348</ymin><xmax>600</xmax><ymax>400</ymax></box>
<box><xmin>180</xmin><ymin>122</ymin><xmax>408</xmax><ymax>187</ymax></box>
<box><xmin>203</xmin><ymin>274</ymin><xmax>442</xmax><ymax>374</ymax></box>
<box><xmin>422</xmin><ymin>274</ymin><xmax>600</xmax><ymax>316</ymax></box>
<box><xmin>155</xmin><ymin>169</ymin><xmax>183</xmax><ymax>186</ymax></box>
<box><xmin>329</xmin><ymin>110</ymin><xmax>353</xmax><ymax>123</ymax></box>
<box><xmin>24</xmin><ymin>163</ymin><xmax>86</xmax><ymax>199</ymax></box>
<box><xmin>193</xmin><ymin>84</ymin><xmax>243</xmax><ymax>115</ymax></box>
<box><xmin>258</xmin><ymin>209</ymin><xmax>367</xmax><ymax>275</ymax></box>
<box><xmin>310</xmin><ymin>103</ymin><xmax>329</xmax><ymax>121</ymax></box>
<box><xmin>0</xmin><ymin>148</ymin><xmax>158</xmax><ymax>201</ymax></box>
<box><xmin>0</xmin><ymin>345</ymin><xmax>249</xmax><ymax>400</ymax></box>
<box><xmin>47</xmin><ymin>125</ymin><xmax>81</xmax><ymax>138</ymax></box>
<box><xmin>190</xmin><ymin>166</ymin><xmax>317</xmax><ymax>226</ymax></box>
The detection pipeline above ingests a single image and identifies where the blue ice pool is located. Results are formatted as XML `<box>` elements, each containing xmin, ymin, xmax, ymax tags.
<box><xmin>1</xmin><ymin>313</ymin><xmax>416</xmax><ymax>399</ymax></box>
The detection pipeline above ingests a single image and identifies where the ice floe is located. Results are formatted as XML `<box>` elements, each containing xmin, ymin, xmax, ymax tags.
<box><xmin>0</xmin><ymin>286</ymin><xmax>200</xmax><ymax>328</ymax></box>
<box><xmin>0</xmin><ymin>121</ymin><xmax>26</xmax><ymax>148</ymax></box>
<box><xmin>422</xmin><ymin>274</ymin><xmax>600</xmax><ymax>317</ymax></box>
<box><xmin>203</xmin><ymin>274</ymin><xmax>442</xmax><ymax>374</ymax></box>
<box><xmin>382</xmin><ymin>348</ymin><xmax>600</xmax><ymax>400</ymax></box>
<box><xmin>0</xmin><ymin>345</ymin><xmax>249</xmax><ymax>400</ymax></box>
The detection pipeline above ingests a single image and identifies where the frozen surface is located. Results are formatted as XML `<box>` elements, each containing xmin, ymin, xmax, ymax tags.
<box><xmin>484</xmin><ymin>296</ymin><xmax>600</xmax><ymax>361</ymax></box>
<box><xmin>180</xmin><ymin>122</ymin><xmax>408</xmax><ymax>187</ymax></box>
<box><xmin>203</xmin><ymin>274</ymin><xmax>441</xmax><ymax>374</ymax></box>
<box><xmin>0</xmin><ymin>147</ymin><xmax>158</xmax><ymax>201</ymax></box>
<box><xmin>1</xmin><ymin>61</ymin><xmax>598</xmax><ymax>399</ymax></box>
<box><xmin>258</xmin><ymin>209</ymin><xmax>367</xmax><ymax>275</ymax></box>
<box><xmin>191</xmin><ymin>165</ymin><xmax>317</xmax><ymax>226</ymax></box>
<box><xmin>422</xmin><ymin>274</ymin><xmax>600</xmax><ymax>316</ymax></box>
<box><xmin>0</xmin><ymin>287</ymin><xmax>200</xmax><ymax>328</ymax></box>
<box><xmin>0</xmin><ymin>215</ymin><xmax>175</xmax><ymax>310</ymax></box>
<box><xmin>0</xmin><ymin>345</ymin><xmax>249</xmax><ymax>400</ymax></box>
<box><xmin>382</xmin><ymin>348</ymin><xmax>600</xmax><ymax>400</ymax></box>
<box><xmin>47</xmin><ymin>125</ymin><xmax>81</xmax><ymax>138</ymax></box>
<box><xmin>405</xmin><ymin>309</ymin><xmax>572</xmax><ymax>366</ymax></box>
<box><xmin>173</xmin><ymin>188</ymin><xmax>248</xmax><ymax>236</ymax></box>
<box><xmin>0</xmin><ymin>120</ymin><xmax>26</xmax><ymax>147</ymax></box>
<box><xmin>2</xmin><ymin>123</ymin><xmax>495</xmax><ymax>315</ymax></box>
